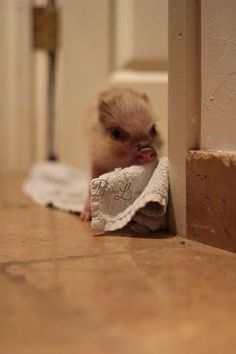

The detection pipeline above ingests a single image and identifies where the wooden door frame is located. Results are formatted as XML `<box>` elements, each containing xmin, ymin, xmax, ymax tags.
<box><xmin>168</xmin><ymin>0</ymin><xmax>201</xmax><ymax>235</ymax></box>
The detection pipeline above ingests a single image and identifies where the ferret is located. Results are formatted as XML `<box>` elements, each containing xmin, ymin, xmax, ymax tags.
<box><xmin>80</xmin><ymin>88</ymin><xmax>161</xmax><ymax>221</ymax></box>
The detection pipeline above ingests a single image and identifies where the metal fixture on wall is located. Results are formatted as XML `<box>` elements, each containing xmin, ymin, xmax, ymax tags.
<box><xmin>33</xmin><ymin>0</ymin><xmax>60</xmax><ymax>161</ymax></box>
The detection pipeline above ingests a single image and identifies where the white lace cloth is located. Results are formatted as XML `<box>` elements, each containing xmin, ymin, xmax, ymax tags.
<box><xmin>90</xmin><ymin>157</ymin><xmax>168</xmax><ymax>233</ymax></box>
<box><xmin>23</xmin><ymin>157</ymin><xmax>169</xmax><ymax>233</ymax></box>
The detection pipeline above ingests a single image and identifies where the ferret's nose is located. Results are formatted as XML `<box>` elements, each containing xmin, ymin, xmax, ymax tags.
<box><xmin>134</xmin><ymin>144</ymin><xmax>157</xmax><ymax>164</ymax></box>
<box><xmin>136</xmin><ymin>143</ymin><xmax>149</xmax><ymax>151</ymax></box>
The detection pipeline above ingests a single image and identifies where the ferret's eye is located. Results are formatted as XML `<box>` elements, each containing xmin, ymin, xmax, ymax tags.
<box><xmin>149</xmin><ymin>124</ymin><xmax>157</xmax><ymax>137</ymax></box>
<box><xmin>111</xmin><ymin>128</ymin><xmax>122</xmax><ymax>140</ymax></box>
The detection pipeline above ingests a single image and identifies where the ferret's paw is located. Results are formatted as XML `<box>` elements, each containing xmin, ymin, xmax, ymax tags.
<box><xmin>80</xmin><ymin>209</ymin><xmax>91</xmax><ymax>221</ymax></box>
<box><xmin>80</xmin><ymin>198</ymin><xmax>92</xmax><ymax>221</ymax></box>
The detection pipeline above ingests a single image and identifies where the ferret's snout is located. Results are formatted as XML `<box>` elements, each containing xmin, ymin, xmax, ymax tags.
<box><xmin>135</xmin><ymin>143</ymin><xmax>150</xmax><ymax>151</ymax></box>
<box><xmin>133</xmin><ymin>143</ymin><xmax>157</xmax><ymax>164</ymax></box>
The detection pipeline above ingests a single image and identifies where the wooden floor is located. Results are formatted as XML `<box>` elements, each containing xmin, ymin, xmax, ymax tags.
<box><xmin>1</xmin><ymin>175</ymin><xmax>236</xmax><ymax>354</ymax></box>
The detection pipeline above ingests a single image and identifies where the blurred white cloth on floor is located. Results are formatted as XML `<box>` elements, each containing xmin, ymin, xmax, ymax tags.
<box><xmin>23</xmin><ymin>161</ymin><xmax>89</xmax><ymax>213</ymax></box>
<box><xmin>23</xmin><ymin>157</ymin><xmax>168</xmax><ymax>233</ymax></box>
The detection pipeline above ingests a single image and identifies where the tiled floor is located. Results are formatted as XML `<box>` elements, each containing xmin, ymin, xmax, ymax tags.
<box><xmin>1</xmin><ymin>175</ymin><xmax>236</xmax><ymax>354</ymax></box>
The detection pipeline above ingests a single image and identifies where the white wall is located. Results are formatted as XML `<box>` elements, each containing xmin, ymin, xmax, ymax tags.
<box><xmin>201</xmin><ymin>0</ymin><xmax>236</xmax><ymax>152</ymax></box>
<box><xmin>169</xmin><ymin>0</ymin><xmax>236</xmax><ymax>235</ymax></box>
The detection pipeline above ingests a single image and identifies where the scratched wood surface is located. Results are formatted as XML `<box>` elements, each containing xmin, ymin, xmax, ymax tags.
<box><xmin>1</xmin><ymin>175</ymin><xmax>236</xmax><ymax>354</ymax></box>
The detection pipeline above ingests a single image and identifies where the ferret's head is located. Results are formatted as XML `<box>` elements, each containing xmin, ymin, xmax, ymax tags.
<box><xmin>91</xmin><ymin>88</ymin><xmax>162</xmax><ymax>171</ymax></box>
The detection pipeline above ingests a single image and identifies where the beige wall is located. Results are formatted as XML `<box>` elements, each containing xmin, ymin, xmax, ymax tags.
<box><xmin>111</xmin><ymin>0</ymin><xmax>168</xmax><ymax>158</ymax></box>
<box><xmin>115</xmin><ymin>0</ymin><xmax>168</xmax><ymax>69</ymax></box>
<box><xmin>0</xmin><ymin>0</ymin><xmax>33</xmax><ymax>173</ymax></box>
<box><xmin>201</xmin><ymin>0</ymin><xmax>236</xmax><ymax>152</ymax></box>
<box><xmin>56</xmin><ymin>0</ymin><xmax>168</xmax><ymax>170</ymax></box>
<box><xmin>55</xmin><ymin>0</ymin><xmax>111</xmax><ymax>171</ymax></box>
<box><xmin>0</xmin><ymin>0</ymin><xmax>168</xmax><ymax>173</ymax></box>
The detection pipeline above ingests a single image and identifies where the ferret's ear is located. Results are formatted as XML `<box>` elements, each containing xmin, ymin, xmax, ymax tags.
<box><xmin>98</xmin><ymin>99</ymin><xmax>109</xmax><ymax>124</ymax></box>
<box><xmin>142</xmin><ymin>93</ymin><xmax>149</xmax><ymax>102</ymax></box>
<box><xmin>98</xmin><ymin>98</ymin><xmax>105</xmax><ymax>112</ymax></box>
